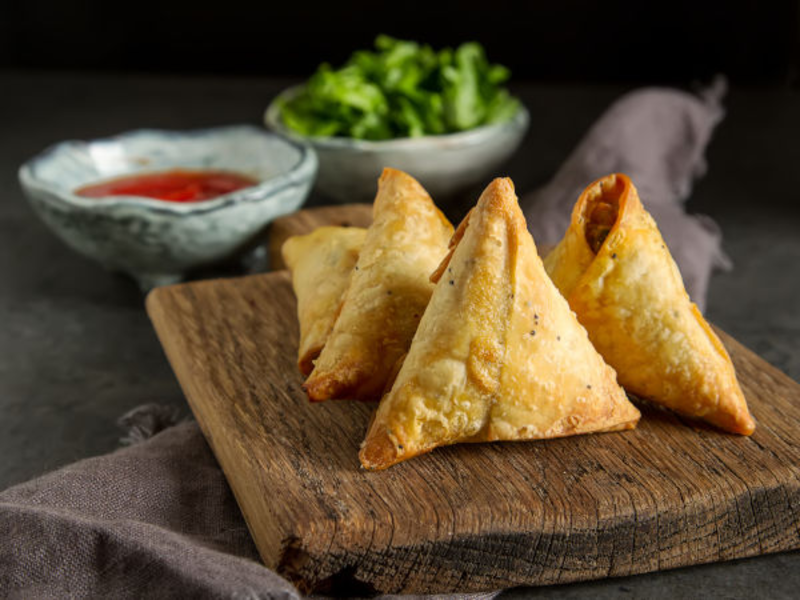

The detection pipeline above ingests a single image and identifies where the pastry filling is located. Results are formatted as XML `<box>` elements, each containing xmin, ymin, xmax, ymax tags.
<box><xmin>584</xmin><ymin>177</ymin><xmax>624</xmax><ymax>254</ymax></box>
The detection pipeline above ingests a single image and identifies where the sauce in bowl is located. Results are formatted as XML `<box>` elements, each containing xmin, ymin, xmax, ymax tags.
<box><xmin>75</xmin><ymin>169</ymin><xmax>258</xmax><ymax>203</ymax></box>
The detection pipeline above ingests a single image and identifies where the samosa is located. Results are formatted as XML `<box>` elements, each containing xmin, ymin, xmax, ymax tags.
<box><xmin>304</xmin><ymin>168</ymin><xmax>454</xmax><ymax>402</ymax></box>
<box><xmin>360</xmin><ymin>178</ymin><xmax>640</xmax><ymax>470</ymax></box>
<box><xmin>282</xmin><ymin>226</ymin><xmax>366</xmax><ymax>376</ymax></box>
<box><xmin>544</xmin><ymin>173</ymin><xmax>755</xmax><ymax>435</ymax></box>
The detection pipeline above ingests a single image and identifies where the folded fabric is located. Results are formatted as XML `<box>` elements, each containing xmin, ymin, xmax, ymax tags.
<box><xmin>0</xmin><ymin>405</ymin><xmax>497</xmax><ymax>599</ymax></box>
<box><xmin>0</xmin><ymin>408</ymin><xmax>300</xmax><ymax>599</ymax></box>
<box><xmin>522</xmin><ymin>77</ymin><xmax>729</xmax><ymax>310</ymax></box>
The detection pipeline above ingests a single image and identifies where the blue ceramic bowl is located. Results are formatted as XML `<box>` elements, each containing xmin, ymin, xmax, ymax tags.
<box><xmin>265</xmin><ymin>85</ymin><xmax>529</xmax><ymax>204</ymax></box>
<box><xmin>19</xmin><ymin>125</ymin><xmax>317</xmax><ymax>289</ymax></box>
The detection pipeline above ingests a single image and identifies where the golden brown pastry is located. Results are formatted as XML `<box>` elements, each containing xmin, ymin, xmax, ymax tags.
<box><xmin>282</xmin><ymin>226</ymin><xmax>366</xmax><ymax>376</ymax></box>
<box><xmin>303</xmin><ymin>168</ymin><xmax>454</xmax><ymax>402</ymax></box>
<box><xmin>360</xmin><ymin>178</ymin><xmax>640</xmax><ymax>470</ymax></box>
<box><xmin>544</xmin><ymin>173</ymin><xmax>755</xmax><ymax>435</ymax></box>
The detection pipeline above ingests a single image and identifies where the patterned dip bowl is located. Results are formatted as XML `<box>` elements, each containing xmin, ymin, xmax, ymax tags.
<box><xmin>19</xmin><ymin>125</ymin><xmax>317</xmax><ymax>290</ymax></box>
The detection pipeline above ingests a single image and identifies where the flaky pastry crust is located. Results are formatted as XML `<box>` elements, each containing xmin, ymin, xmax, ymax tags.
<box><xmin>282</xmin><ymin>226</ymin><xmax>366</xmax><ymax>376</ymax></box>
<box><xmin>360</xmin><ymin>178</ymin><xmax>640</xmax><ymax>470</ymax></box>
<box><xmin>544</xmin><ymin>173</ymin><xmax>755</xmax><ymax>435</ymax></box>
<box><xmin>303</xmin><ymin>168</ymin><xmax>453</xmax><ymax>402</ymax></box>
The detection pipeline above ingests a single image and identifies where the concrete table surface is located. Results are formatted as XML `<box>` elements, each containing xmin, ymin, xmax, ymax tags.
<box><xmin>1</xmin><ymin>70</ymin><xmax>798</xmax><ymax>598</ymax></box>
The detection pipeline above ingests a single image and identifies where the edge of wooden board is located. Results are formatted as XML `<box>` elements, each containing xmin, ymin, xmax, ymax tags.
<box><xmin>146</xmin><ymin>272</ymin><xmax>800</xmax><ymax>595</ymax></box>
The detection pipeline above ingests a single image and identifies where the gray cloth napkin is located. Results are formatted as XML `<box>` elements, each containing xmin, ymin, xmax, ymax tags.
<box><xmin>0</xmin><ymin>408</ymin><xmax>298</xmax><ymax>600</ymax></box>
<box><xmin>523</xmin><ymin>77</ymin><xmax>730</xmax><ymax>311</ymax></box>
<box><xmin>0</xmin><ymin>406</ymin><xmax>496</xmax><ymax>600</ymax></box>
<box><xmin>1</xmin><ymin>84</ymin><xmax>730</xmax><ymax>598</ymax></box>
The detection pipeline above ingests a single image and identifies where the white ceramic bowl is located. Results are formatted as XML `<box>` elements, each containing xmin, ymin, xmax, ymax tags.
<box><xmin>265</xmin><ymin>86</ymin><xmax>529</xmax><ymax>204</ymax></box>
<box><xmin>19</xmin><ymin>125</ymin><xmax>317</xmax><ymax>289</ymax></box>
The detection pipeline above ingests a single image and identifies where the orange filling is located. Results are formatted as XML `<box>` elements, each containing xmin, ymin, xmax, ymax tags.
<box><xmin>584</xmin><ymin>178</ymin><xmax>624</xmax><ymax>254</ymax></box>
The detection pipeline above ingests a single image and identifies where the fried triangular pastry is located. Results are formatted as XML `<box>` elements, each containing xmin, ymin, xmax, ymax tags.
<box><xmin>544</xmin><ymin>173</ymin><xmax>755</xmax><ymax>435</ymax></box>
<box><xmin>360</xmin><ymin>178</ymin><xmax>640</xmax><ymax>469</ymax></box>
<box><xmin>304</xmin><ymin>168</ymin><xmax>454</xmax><ymax>402</ymax></box>
<box><xmin>282</xmin><ymin>226</ymin><xmax>366</xmax><ymax>376</ymax></box>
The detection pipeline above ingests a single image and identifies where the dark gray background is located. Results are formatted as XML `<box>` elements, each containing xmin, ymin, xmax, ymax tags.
<box><xmin>2</xmin><ymin>1</ymin><xmax>799</xmax><ymax>86</ymax></box>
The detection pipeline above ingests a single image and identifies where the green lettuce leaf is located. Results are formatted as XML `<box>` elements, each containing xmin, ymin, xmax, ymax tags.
<box><xmin>279</xmin><ymin>36</ymin><xmax>520</xmax><ymax>140</ymax></box>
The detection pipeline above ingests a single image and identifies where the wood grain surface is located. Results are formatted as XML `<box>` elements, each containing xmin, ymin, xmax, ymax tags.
<box><xmin>147</xmin><ymin>206</ymin><xmax>800</xmax><ymax>595</ymax></box>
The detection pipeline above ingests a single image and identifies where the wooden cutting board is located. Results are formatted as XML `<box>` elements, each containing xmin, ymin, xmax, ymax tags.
<box><xmin>147</xmin><ymin>205</ymin><xmax>800</xmax><ymax>595</ymax></box>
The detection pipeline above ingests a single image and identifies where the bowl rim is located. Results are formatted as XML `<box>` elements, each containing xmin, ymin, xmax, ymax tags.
<box><xmin>264</xmin><ymin>85</ymin><xmax>530</xmax><ymax>151</ymax></box>
<box><xmin>18</xmin><ymin>124</ymin><xmax>318</xmax><ymax>216</ymax></box>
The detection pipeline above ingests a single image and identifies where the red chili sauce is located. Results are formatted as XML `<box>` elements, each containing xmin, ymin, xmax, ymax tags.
<box><xmin>75</xmin><ymin>169</ymin><xmax>258</xmax><ymax>202</ymax></box>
